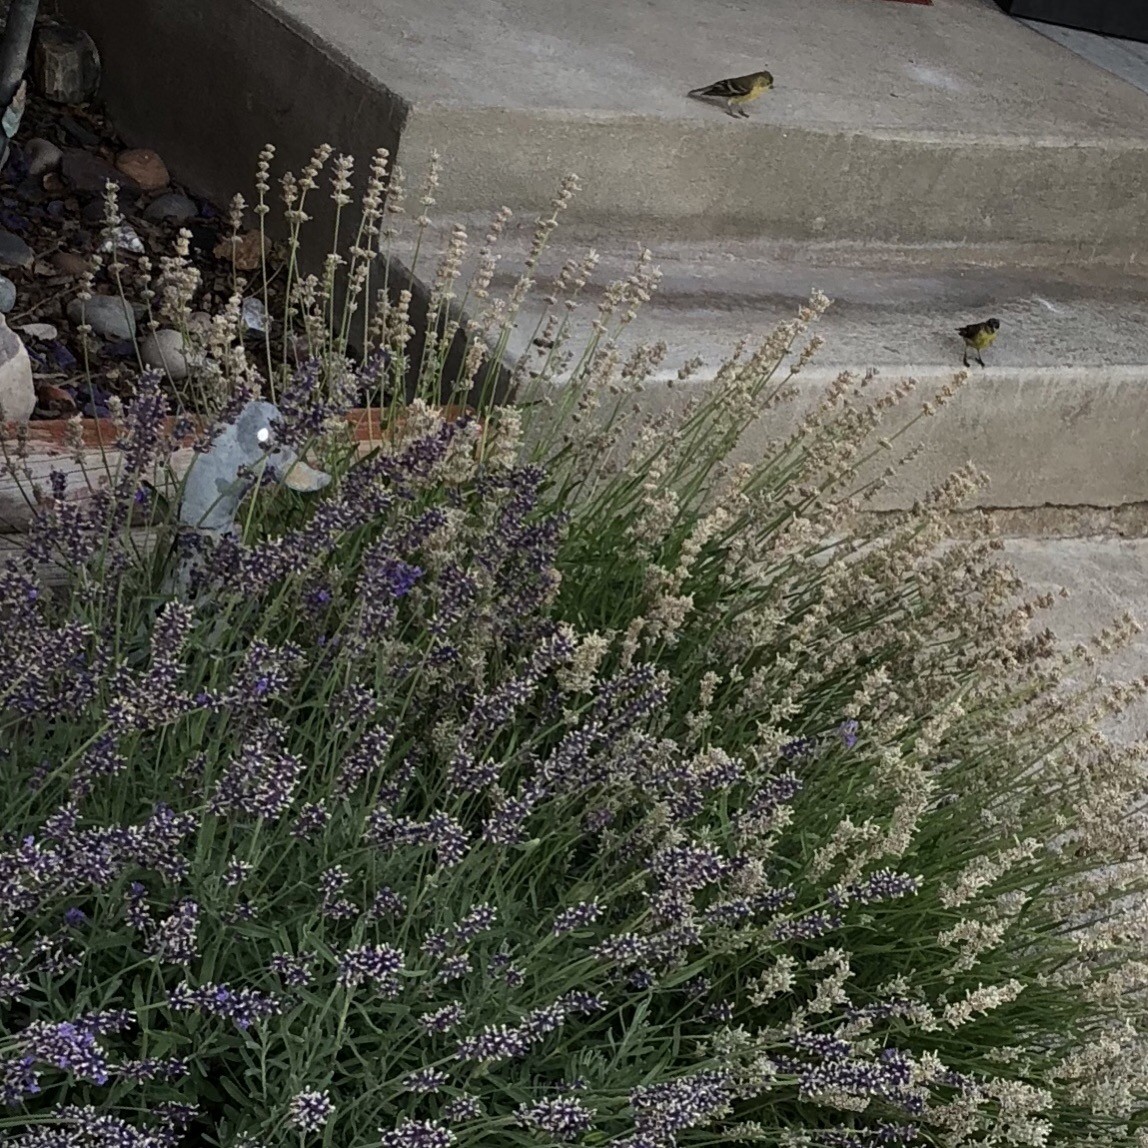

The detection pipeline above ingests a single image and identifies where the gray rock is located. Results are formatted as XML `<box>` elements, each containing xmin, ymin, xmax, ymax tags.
<box><xmin>81</xmin><ymin>189</ymin><xmax>137</xmax><ymax>224</ymax></box>
<box><xmin>62</xmin><ymin>149</ymin><xmax>138</xmax><ymax>196</ymax></box>
<box><xmin>143</xmin><ymin>191</ymin><xmax>197</xmax><ymax>224</ymax></box>
<box><xmin>67</xmin><ymin>295</ymin><xmax>136</xmax><ymax>341</ymax></box>
<box><xmin>0</xmin><ymin>314</ymin><xmax>34</xmax><ymax>422</ymax></box>
<box><xmin>140</xmin><ymin>328</ymin><xmax>190</xmax><ymax>381</ymax></box>
<box><xmin>24</xmin><ymin>137</ymin><xmax>63</xmax><ymax>178</ymax></box>
<box><xmin>33</xmin><ymin>24</ymin><xmax>101</xmax><ymax>104</ymax></box>
<box><xmin>0</xmin><ymin>277</ymin><xmax>16</xmax><ymax>314</ymax></box>
<box><xmin>0</xmin><ymin>230</ymin><xmax>33</xmax><ymax>270</ymax></box>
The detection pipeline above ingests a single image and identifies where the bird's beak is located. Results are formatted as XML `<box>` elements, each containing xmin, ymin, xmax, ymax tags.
<box><xmin>280</xmin><ymin>458</ymin><xmax>331</xmax><ymax>493</ymax></box>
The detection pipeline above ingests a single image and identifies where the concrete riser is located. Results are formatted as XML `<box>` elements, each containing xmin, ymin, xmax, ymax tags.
<box><xmin>59</xmin><ymin>1</ymin><xmax>1148</xmax><ymax>253</ymax></box>
<box><xmin>630</xmin><ymin>367</ymin><xmax>1148</xmax><ymax>512</ymax></box>
<box><xmin>401</xmin><ymin>110</ymin><xmax>1148</xmax><ymax>250</ymax></box>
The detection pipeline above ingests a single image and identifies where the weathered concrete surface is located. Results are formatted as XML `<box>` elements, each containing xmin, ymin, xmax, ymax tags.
<box><xmin>60</xmin><ymin>0</ymin><xmax>1148</xmax><ymax>250</ymax></box>
<box><xmin>1021</xmin><ymin>18</ymin><xmax>1148</xmax><ymax>96</ymax></box>
<box><xmin>400</xmin><ymin>224</ymin><xmax>1148</xmax><ymax>510</ymax></box>
<box><xmin>1005</xmin><ymin>538</ymin><xmax>1148</xmax><ymax>743</ymax></box>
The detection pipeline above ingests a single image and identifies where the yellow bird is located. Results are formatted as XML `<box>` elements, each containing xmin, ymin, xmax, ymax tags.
<box><xmin>688</xmin><ymin>69</ymin><xmax>774</xmax><ymax>118</ymax></box>
<box><xmin>956</xmin><ymin>317</ymin><xmax>1000</xmax><ymax>367</ymax></box>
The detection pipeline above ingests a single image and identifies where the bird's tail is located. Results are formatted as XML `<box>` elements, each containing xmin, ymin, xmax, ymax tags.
<box><xmin>688</xmin><ymin>86</ymin><xmax>712</xmax><ymax>98</ymax></box>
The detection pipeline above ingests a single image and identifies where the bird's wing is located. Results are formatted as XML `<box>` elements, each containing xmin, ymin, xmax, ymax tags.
<box><xmin>691</xmin><ymin>74</ymin><xmax>755</xmax><ymax>98</ymax></box>
<box><xmin>956</xmin><ymin>323</ymin><xmax>977</xmax><ymax>338</ymax></box>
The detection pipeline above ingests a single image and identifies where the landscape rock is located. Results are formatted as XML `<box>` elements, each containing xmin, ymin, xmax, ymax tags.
<box><xmin>59</xmin><ymin>114</ymin><xmax>100</xmax><ymax>148</ymax></box>
<box><xmin>214</xmin><ymin>229</ymin><xmax>268</xmax><ymax>271</ymax></box>
<box><xmin>98</xmin><ymin>224</ymin><xmax>145</xmax><ymax>255</ymax></box>
<box><xmin>115</xmin><ymin>148</ymin><xmax>168</xmax><ymax>191</ymax></box>
<box><xmin>140</xmin><ymin>328</ymin><xmax>191</xmax><ymax>380</ymax></box>
<box><xmin>81</xmin><ymin>188</ymin><xmax>138</xmax><ymax>224</ymax></box>
<box><xmin>0</xmin><ymin>276</ymin><xmax>15</xmax><ymax>313</ymax></box>
<box><xmin>0</xmin><ymin>315</ymin><xmax>35</xmax><ymax>422</ymax></box>
<box><xmin>67</xmin><ymin>295</ymin><xmax>136</xmax><ymax>341</ymax></box>
<box><xmin>241</xmin><ymin>296</ymin><xmax>268</xmax><ymax>332</ymax></box>
<box><xmin>143</xmin><ymin>191</ymin><xmax>197</xmax><ymax>224</ymax></box>
<box><xmin>15</xmin><ymin>176</ymin><xmax>46</xmax><ymax>205</ymax></box>
<box><xmin>0</xmin><ymin>230</ymin><xmax>34</xmax><ymax>269</ymax></box>
<box><xmin>35</xmin><ymin>381</ymin><xmax>76</xmax><ymax>415</ymax></box>
<box><xmin>62</xmin><ymin>148</ymin><xmax>138</xmax><ymax>196</ymax></box>
<box><xmin>24</xmin><ymin>137</ymin><xmax>63</xmax><ymax>178</ymax></box>
<box><xmin>52</xmin><ymin>251</ymin><xmax>89</xmax><ymax>277</ymax></box>
<box><xmin>33</xmin><ymin>23</ymin><xmax>101</xmax><ymax>104</ymax></box>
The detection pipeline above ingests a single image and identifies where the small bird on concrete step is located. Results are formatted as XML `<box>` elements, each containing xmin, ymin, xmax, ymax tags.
<box><xmin>956</xmin><ymin>317</ymin><xmax>1000</xmax><ymax>367</ymax></box>
<box><xmin>688</xmin><ymin>69</ymin><xmax>774</xmax><ymax>117</ymax></box>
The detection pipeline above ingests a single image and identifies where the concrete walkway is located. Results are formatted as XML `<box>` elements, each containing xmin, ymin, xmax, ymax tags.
<box><xmin>1021</xmin><ymin>18</ymin><xmax>1148</xmax><ymax>95</ymax></box>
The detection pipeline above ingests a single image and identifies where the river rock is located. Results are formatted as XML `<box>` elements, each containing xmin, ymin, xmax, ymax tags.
<box><xmin>33</xmin><ymin>24</ymin><xmax>101</xmax><ymax>104</ymax></box>
<box><xmin>140</xmin><ymin>328</ymin><xmax>191</xmax><ymax>380</ymax></box>
<box><xmin>24</xmin><ymin>137</ymin><xmax>63</xmax><ymax>178</ymax></box>
<box><xmin>68</xmin><ymin>295</ymin><xmax>136</xmax><ymax>341</ymax></box>
<box><xmin>81</xmin><ymin>188</ymin><xmax>138</xmax><ymax>224</ymax></box>
<box><xmin>0</xmin><ymin>277</ymin><xmax>15</xmax><ymax>313</ymax></box>
<box><xmin>62</xmin><ymin>149</ymin><xmax>138</xmax><ymax>196</ymax></box>
<box><xmin>0</xmin><ymin>315</ymin><xmax>34</xmax><ymax>422</ymax></box>
<box><xmin>0</xmin><ymin>230</ymin><xmax>33</xmax><ymax>269</ymax></box>
<box><xmin>115</xmin><ymin>148</ymin><xmax>168</xmax><ymax>191</ymax></box>
<box><xmin>143</xmin><ymin>191</ymin><xmax>197</xmax><ymax>224</ymax></box>
<box><xmin>52</xmin><ymin>251</ymin><xmax>89</xmax><ymax>277</ymax></box>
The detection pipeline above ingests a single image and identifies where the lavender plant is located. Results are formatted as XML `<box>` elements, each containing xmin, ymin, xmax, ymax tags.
<box><xmin>0</xmin><ymin>146</ymin><xmax>1146</xmax><ymax>1148</ymax></box>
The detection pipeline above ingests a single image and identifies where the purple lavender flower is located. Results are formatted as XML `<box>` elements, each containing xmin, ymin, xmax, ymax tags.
<box><xmin>20</xmin><ymin>1017</ymin><xmax>118</xmax><ymax>1087</ymax></box>
<box><xmin>379</xmin><ymin>1119</ymin><xmax>456</xmax><ymax>1148</ymax></box>
<box><xmin>336</xmin><ymin>943</ymin><xmax>404</xmax><ymax>993</ymax></box>
<box><xmin>288</xmin><ymin>1089</ymin><xmax>336</xmax><ymax>1132</ymax></box>
<box><xmin>436</xmin><ymin>954</ymin><xmax>472</xmax><ymax>984</ymax></box>
<box><xmin>454</xmin><ymin>903</ymin><xmax>497</xmax><ymax>941</ymax></box>
<box><xmin>167</xmin><ymin>981</ymin><xmax>283</xmax><ymax>1030</ymax></box>
<box><xmin>628</xmin><ymin>1071</ymin><xmax>732</xmax><ymax>1141</ymax></box>
<box><xmin>781</xmin><ymin>736</ymin><xmax>818</xmax><ymax>760</ymax></box>
<box><xmin>404</xmin><ymin>1067</ymin><xmax>449</xmax><ymax>1094</ymax></box>
<box><xmin>334</xmin><ymin>724</ymin><xmax>394</xmax><ymax>799</ymax></box>
<box><xmin>771</xmin><ymin>910</ymin><xmax>844</xmax><ymax>942</ymax></box>
<box><xmin>798</xmin><ymin>1048</ymin><xmax>912</xmax><ymax>1102</ymax></box>
<box><xmin>517</xmin><ymin>1097</ymin><xmax>595</xmax><ymax>1141</ymax></box>
<box><xmin>291</xmin><ymin>800</ymin><xmax>330</xmax><ymax>840</ymax></box>
<box><xmin>838</xmin><ymin>718</ymin><xmax>860</xmax><ymax>749</ymax></box>
<box><xmin>268</xmin><ymin>950</ymin><xmax>318</xmax><ymax>988</ymax></box>
<box><xmin>367</xmin><ymin>886</ymin><xmax>407</xmax><ymax>919</ymax></box>
<box><xmin>442</xmin><ymin>1096</ymin><xmax>483</xmax><ymax>1124</ymax></box>
<box><xmin>147</xmin><ymin>898</ymin><xmax>200</xmax><ymax>965</ymax></box>
<box><xmin>417</xmin><ymin>1003</ymin><xmax>466</xmax><ymax>1035</ymax></box>
<box><xmin>553</xmin><ymin>901</ymin><xmax>603</xmax><ymax>935</ymax></box>
<box><xmin>365</xmin><ymin>808</ymin><xmax>469</xmax><ymax>868</ymax></box>
<box><xmin>319</xmin><ymin>865</ymin><xmax>357</xmax><ymax>919</ymax></box>
<box><xmin>830</xmin><ymin>868</ymin><xmax>922</xmax><ymax>908</ymax></box>
<box><xmin>117</xmin><ymin>1056</ymin><xmax>189</xmax><ymax>1083</ymax></box>
<box><xmin>223</xmin><ymin>858</ymin><xmax>254</xmax><ymax>887</ymax></box>
<box><xmin>209</xmin><ymin>721</ymin><xmax>303</xmax><ymax>823</ymax></box>
<box><xmin>63</xmin><ymin>907</ymin><xmax>87</xmax><ymax>928</ymax></box>
<box><xmin>124</xmin><ymin>881</ymin><xmax>152</xmax><ymax>933</ymax></box>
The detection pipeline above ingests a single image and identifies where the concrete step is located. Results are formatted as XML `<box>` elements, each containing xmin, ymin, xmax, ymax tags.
<box><xmin>396</xmin><ymin>225</ymin><xmax>1148</xmax><ymax>512</ymax></box>
<box><xmin>1003</xmin><ymin>536</ymin><xmax>1148</xmax><ymax>744</ymax></box>
<box><xmin>64</xmin><ymin>0</ymin><xmax>1148</xmax><ymax>253</ymax></box>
